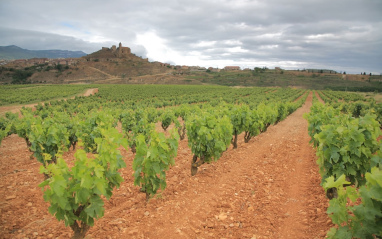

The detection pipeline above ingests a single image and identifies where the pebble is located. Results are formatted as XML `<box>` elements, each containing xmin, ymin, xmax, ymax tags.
<box><xmin>6</xmin><ymin>195</ymin><xmax>16</xmax><ymax>200</ymax></box>
<box><xmin>47</xmin><ymin>234</ymin><xmax>53</xmax><ymax>238</ymax></box>
<box><xmin>27</xmin><ymin>202</ymin><xmax>33</xmax><ymax>207</ymax></box>
<box><xmin>144</xmin><ymin>211</ymin><xmax>150</xmax><ymax>216</ymax></box>
<box><xmin>218</xmin><ymin>212</ymin><xmax>227</xmax><ymax>221</ymax></box>
<box><xmin>207</xmin><ymin>221</ymin><xmax>214</xmax><ymax>228</ymax></box>
<box><xmin>128</xmin><ymin>229</ymin><xmax>138</xmax><ymax>235</ymax></box>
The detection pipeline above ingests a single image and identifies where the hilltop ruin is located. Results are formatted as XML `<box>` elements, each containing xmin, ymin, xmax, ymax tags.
<box><xmin>108</xmin><ymin>42</ymin><xmax>131</xmax><ymax>57</ymax></box>
<box><xmin>83</xmin><ymin>43</ymin><xmax>147</xmax><ymax>61</ymax></box>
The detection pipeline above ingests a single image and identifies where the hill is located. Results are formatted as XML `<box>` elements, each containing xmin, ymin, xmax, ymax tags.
<box><xmin>0</xmin><ymin>45</ymin><xmax>86</xmax><ymax>60</ymax></box>
<box><xmin>0</xmin><ymin>43</ymin><xmax>175</xmax><ymax>84</ymax></box>
<box><xmin>0</xmin><ymin>43</ymin><xmax>381</xmax><ymax>91</ymax></box>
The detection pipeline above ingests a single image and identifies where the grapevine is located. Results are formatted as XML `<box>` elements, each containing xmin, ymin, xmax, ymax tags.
<box><xmin>186</xmin><ymin>112</ymin><xmax>232</xmax><ymax>175</ymax></box>
<box><xmin>323</xmin><ymin>168</ymin><xmax>382</xmax><ymax>238</ymax></box>
<box><xmin>133</xmin><ymin>129</ymin><xmax>179</xmax><ymax>200</ymax></box>
<box><xmin>39</xmin><ymin>127</ymin><xmax>127</xmax><ymax>239</ymax></box>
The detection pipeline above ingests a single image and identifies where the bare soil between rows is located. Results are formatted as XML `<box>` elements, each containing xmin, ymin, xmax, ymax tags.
<box><xmin>0</xmin><ymin>92</ymin><xmax>332</xmax><ymax>239</ymax></box>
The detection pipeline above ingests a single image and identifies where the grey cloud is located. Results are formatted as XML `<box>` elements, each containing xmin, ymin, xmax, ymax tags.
<box><xmin>0</xmin><ymin>0</ymin><xmax>381</xmax><ymax>73</ymax></box>
<box><xmin>0</xmin><ymin>27</ymin><xmax>148</xmax><ymax>57</ymax></box>
<box><xmin>0</xmin><ymin>28</ymin><xmax>105</xmax><ymax>53</ymax></box>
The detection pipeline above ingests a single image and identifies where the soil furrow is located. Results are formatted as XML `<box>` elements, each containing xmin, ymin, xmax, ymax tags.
<box><xmin>0</xmin><ymin>91</ymin><xmax>333</xmax><ymax>239</ymax></box>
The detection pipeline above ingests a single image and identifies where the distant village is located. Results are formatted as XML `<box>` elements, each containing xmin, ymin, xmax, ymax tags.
<box><xmin>0</xmin><ymin>43</ymin><xmax>340</xmax><ymax>74</ymax></box>
<box><xmin>0</xmin><ymin>56</ymin><xmax>256</xmax><ymax>73</ymax></box>
<box><xmin>0</xmin><ymin>56</ymin><xmax>340</xmax><ymax>75</ymax></box>
<box><xmin>0</xmin><ymin>57</ymin><xmax>288</xmax><ymax>73</ymax></box>
<box><xmin>0</xmin><ymin>57</ymin><xmax>83</xmax><ymax>68</ymax></box>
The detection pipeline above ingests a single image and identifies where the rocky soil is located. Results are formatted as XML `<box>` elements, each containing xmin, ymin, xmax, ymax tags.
<box><xmin>0</xmin><ymin>92</ymin><xmax>333</xmax><ymax>239</ymax></box>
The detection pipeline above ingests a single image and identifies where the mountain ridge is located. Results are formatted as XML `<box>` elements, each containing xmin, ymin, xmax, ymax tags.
<box><xmin>0</xmin><ymin>45</ymin><xmax>87</xmax><ymax>60</ymax></box>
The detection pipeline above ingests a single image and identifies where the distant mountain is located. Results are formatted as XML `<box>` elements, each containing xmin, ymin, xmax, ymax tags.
<box><xmin>0</xmin><ymin>45</ymin><xmax>87</xmax><ymax>60</ymax></box>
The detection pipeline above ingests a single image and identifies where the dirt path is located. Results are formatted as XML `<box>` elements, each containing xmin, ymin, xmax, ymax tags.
<box><xmin>315</xmin><ymin>91</ymin><xmax>325</xmax><ymax>104</ymax></box>
<box><xmin>0</xmin><ymin>88</ymin><xmax>98</xmax><ymax>116</ymax></box>
<box><xmin>82</xmin><ymin>88</ymin><xmax>98</xmax><ymax>97</ymax></box>
<box><xmin>87</xmin><ymin>67</ymin><xmax>173</xmax><ymax>84</ymax></box>
<box><xmin>88</xmin><ymin>67</ymin><xmax>114</xmax><ymax>78</ymax></box>
<box><xmin>0</xmin><ymin>92</ymin><xmax>332</xmax><ymax>239</ymax></box>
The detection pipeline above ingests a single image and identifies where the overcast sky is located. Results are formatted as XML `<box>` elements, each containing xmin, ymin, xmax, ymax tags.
<box><xmin>0</xmin><ymin>0</ymin><xmax>381</xmax><ymax>74</ymax></box>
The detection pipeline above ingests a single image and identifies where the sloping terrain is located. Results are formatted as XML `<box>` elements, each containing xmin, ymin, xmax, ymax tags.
<box><xmin>1</xmin><ymin>45</ymin><xmax>380</xmax><ymax>89</ymax></box>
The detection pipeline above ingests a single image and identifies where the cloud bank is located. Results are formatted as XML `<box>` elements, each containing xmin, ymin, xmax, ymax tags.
<box><xmin>0</xmin><ymin>0</ymin><xmax>381</xmax><ymax>73</ymax></box>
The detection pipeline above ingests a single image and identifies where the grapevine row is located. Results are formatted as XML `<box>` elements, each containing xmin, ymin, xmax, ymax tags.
<box><xmin>305</xmin><ymin>102</ymin><xmax>382</xmax><ymax>238</ymax></box>
<box><xmin>0</xmin><ymin>86</ymin><xmax>308</xmax><ymax>238</ymax></box>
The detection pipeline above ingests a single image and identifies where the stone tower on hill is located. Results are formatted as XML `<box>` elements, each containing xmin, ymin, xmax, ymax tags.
<box><xmin>111</xmin><ymin>42</ymin><xmax>131</xmax><ymax>57</ymax></box>
<box><xmin>118</xmin><ymin>42</ymin><xmax>131</xmax><ymax>57</ymax></box>
<box><xmin>83</xmin><ymin>42</ymin><xmax>145</xmax><ymax>62</ymax></box>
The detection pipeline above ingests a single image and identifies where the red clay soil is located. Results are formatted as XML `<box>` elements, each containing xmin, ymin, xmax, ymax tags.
<box><xmin>293</xmin><ymin>91</ymin><xmax>308</xmax><ymax>102</ymax></box>
<box><xmin>0</xmin><ymin>92</ymin><xmax>333</xmax><ymax>239</ymax></box>
<box><xmin>315</xmin><ymin>92</ymin><xmax>325</xmax><ymax>104</ymax></box>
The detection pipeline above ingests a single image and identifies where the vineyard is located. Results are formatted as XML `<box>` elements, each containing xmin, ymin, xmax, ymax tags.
<box><xmin>0</xmin><ymin>85</ymin><xmax>92</xmax><ymax>106</ymax></box>
<box><xmin>0</xmin><ymin>85</ymin><xmax>381</xmax><ymax>239</ymax></box>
